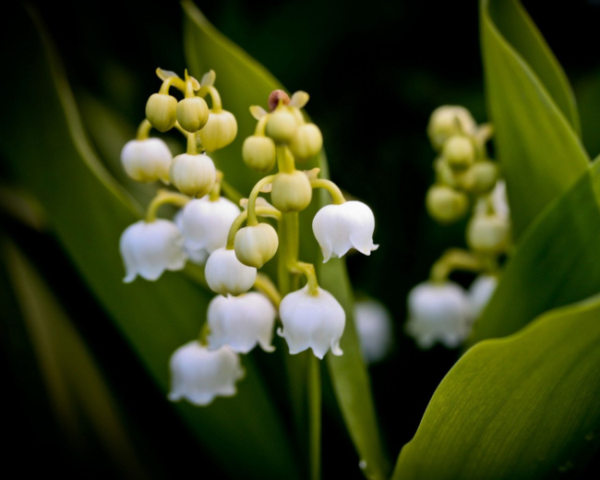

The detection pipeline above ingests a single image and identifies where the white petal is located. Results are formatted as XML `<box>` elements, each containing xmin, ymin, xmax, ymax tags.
<box><xmin>181</xmin><ymin>197</ymin><xmax>240</xmax><ymax>253</ymax></box>
<box><xmin>279</xmin><ymin>285</ymin><xmax>345</xmax><ymax>359</ymax></box>
<box><xmin>354</xmin><ymin>299</ymin><xmax>393</xmax><ymax>363</ymax></box>
<box><xmin>205</xmin><ymin>248</ymin><xmax>257</xmax><ymax>296</ymax></box>
<box><xmin>468</xmin><ymin>274</ymin><xmax>498</xmax><ymax>320</ymax></box>
<box><xmin>168</xmin><ymin>341</ymin><xmax>244</xmax><ymax>407</ymax></box>
<box><xmin>121</xmin><ymin>138</ymin><xmax>172</xmax><ymax>183</ymax></box>
<box><xmin>207</xmin><ymin>292</ymin><xmax>276</xmax><ymax>353</ymax></box>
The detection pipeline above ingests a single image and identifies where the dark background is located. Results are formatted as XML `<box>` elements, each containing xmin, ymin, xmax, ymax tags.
<box><xmin>4</xmin><ymin>0</ymin><xmax>600</xmax><ymax>478</ymax></box>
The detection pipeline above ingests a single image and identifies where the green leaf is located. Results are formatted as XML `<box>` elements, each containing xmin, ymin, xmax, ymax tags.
<box><xmin>182</xmin><ymin>2</ymin><xmax>390</xmax><ymax>477</ymax></box>
<box><xmin>467</xmin><ymin>160</ymin><xmax>600</xmax><ymax>345</ymax></box>
<box><xmin>393</xmin><ymin>295</ymin><xmax>600</xmax><ymax>479</ymax></box>
<box><xmin>0</xmin><ymin>7</ymin><xmax>296</xmax><ymax>479</ymax></box>
<box><xmin>481</xmin><ymin>0</ymin><xmax>588</xmax><ymax>239</ymax></box>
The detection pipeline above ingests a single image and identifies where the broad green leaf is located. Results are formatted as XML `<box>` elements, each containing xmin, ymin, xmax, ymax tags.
<box><xmin>467</xmin><ymin>160</ymin><xmax>600</xmax><ymax>345</ymax></box>
<box><xmin>4</xmin><ymin>241</ymin><xmax>147</xmax><ymax>478</ymax></box>
<box><xmin>182</xmin><ymin>2</ymin><xmax>390</xmax><ymax>477</ymax></box>
<box><xmin>481</xmin><ymin>0</ymin><xmax>588</xmax><ymax>239</ymax></box>
<box><xmin>393</xmin><ymin>295</ymin><xmax>600</xmax><ymax>479</ymax></box>
<box><xmin>0</xmin><ymin>7</ymin><xmax>296</xmax><ymax>479</ymax></box>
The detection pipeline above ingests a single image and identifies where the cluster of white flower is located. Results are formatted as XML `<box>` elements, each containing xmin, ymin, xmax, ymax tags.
<box><xmin>406</xmin><ymin>106</ymin><xmax>509</xmax><ymax>349</ymax></box>
<box><xmin>118</xmin><ymin>70</ymin><xmax>378</xmax><ymax>406</ymax></box>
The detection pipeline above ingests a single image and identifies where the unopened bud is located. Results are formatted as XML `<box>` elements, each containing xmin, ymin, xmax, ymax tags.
<box><xmin>428</xmin><ymin>106</ymin><xmax>476</xmax><ymax>151</ymax></box>
<box><xmin>266</xmin><ymin>109</ymin><xmax>298</xmax><ymax>144</ymax></box>
<box><xmin>121</xmin><ymin>138</ymin><xmax>172</xmax><ymax>183</ymax></box>
<box><xmin>268</xmin><ymin>90</ymin><xmax>291</xmax><ymax>112</ymax></box>
<box><xmin>426</xmin><ymin>185</ymin><xmax>468</xmax><ymax>224</ymax></box>
<box><xmin>146</xmin><ymin>93</ymin><xmax>177</xmax><ymax>132</ymax></box>
<box><xmin>466</xmin><ymin>214</ymin><xmax>510</xmax><ymax>253</ymax></box>
<box><xmin>434</xmin><ymin>158</ymin><xmax>457</xmax><ymax>188</ymax></box>
<box><xmin>290</xmin><ymin>123</ymin><xmax>323</xmax><ymax>160</ymax></box>
<box><xmin>169</xmin><ymin>153</ymin><xmax>216</xmax><ymax>197</ymax></box>
<box><xmin>198</xmin><ymin>110</ymin><xmax>238</xmax><ymax>152</ymax></box>
<box><xmin>242</xmin><ymin>136</ymin><xmax>276</xmax><ymax>172</ymax></box>
<box><xmin>271</xmin><ymin>170</ymin><xmax>313</xmax><ymax>213</ymax></box>
<box><xmin>470</xmin><ymin>161</ymin><xmax>498</xmax><ymax>194</ymax></box>
<box><xmin>234</xmin><ymin>223</ymin><xmax>279</xmax><ymax>268</ymax></box>
<box><xmin>443</xmin><ymin>136</ymin><xmax>475</xmax><ymax>170</ymax></box>
<box><xmin>177</xmin><ymin>97</ymin><xmax>209</xmax><ymax>133</ymax></box>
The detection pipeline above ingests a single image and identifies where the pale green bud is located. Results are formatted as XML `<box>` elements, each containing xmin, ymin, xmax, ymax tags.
<box><xmin>146</xmin><ymin>93</ymin><xmax>177</xmax><ymax>132</ymax></box>
<box><xmin>290</xmin><ymin>123</ymin><xmax>323</xmax><ymax>160</ymax></box>
<box><xmin>265</xmin><ymin>109</ymin><xmax>298</xmax><ymax>144</ymax></box>
<box><xmin>470</xmin><ymin>161</ymin><xmax>498</xmax><ymax>194</ymax></box>
<box><xmin>466</xmin><ymin>215</ymin><xmax>510</xmax><ymax>253</ymax></box>
<box><xmin>426</xmin><ymin>185</ymin><xmax>468</xmax><ymax>224</ymax></box>
<box><xmin>443</xmin><ymin>136</ymin><xmax>475</xmax><ymax>170</ymax></box>
<box><xmin>271</xmin><ymin>171</ymin><xmax>313</xmax><ymax>213</ymax></box>
<box><xmin>234</xmin><ymin>223</ymin><xmax>279</xmax><ymax>268</ymax></box>
<box><xmin>428</xmin><ymin>106</ymin><xmax>476</xmax><ymax>151</ymax></box>
<box><xmin>242</xmin><ymin>136</ymin><xmax>276</xmax><ymax>172</ymax></box>
<box><xmin>169</xmin><ymin>153</ymin><xmax>216</xmax><ymax>198</ymax></box>
<box><xmin>198</xmin><ymin>110</ymin><xmax>238</xmax><ymax>152</ymax></box>
<box><xmin>434</xmin><ymin>157</ymin><xmax>457</xmax><ymax>188</ymax></box>
<box><xmin>177</xmin><ymin>97</ymin><xmax>209</xmax><ymax>133</ymax></box>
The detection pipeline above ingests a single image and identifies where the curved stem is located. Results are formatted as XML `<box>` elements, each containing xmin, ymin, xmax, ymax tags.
<box><xmin>226</xmin><ymin>206</ymin><xmax>282</xmax><ymax>249</ymax></box>
<box><xmin>253</xmin><ymin>273</ymin><xmax>282</xmax><ymax>308</ymax></box>
<box><xmin>158</xmin><ymin>76</ymin><xmax>186</xmax><ymax>95</ymax></box>
<box><xmin>254</xmin><ymin>114</ymin><xmax>269</xmax><ymax>136</ymax></box>
<box><xmin>136</xmin><ymin>119</ymin><xmax>152</xmax><ymax>140</ymax></box>
<box><xmin>200</xmin><ymin>85</ymin><xmax>222</xmax><ymax>112</ymax></box>
<box><xmin>277</xmin><ymin>146</ymin><xmax>295</xmax><ymax>174</ymax></box>
<box><xmin>247</xmin><ymin>175</ymin><xmax>276</xmax><ymax>226</ymax></box>
<box><xmin>310</xmin><ymin>179</ymin><xmax>346</xmax><ymax>205</ymax></box>
<box><xmin>429</xmin><ymin>248</ymin><xmax>485</xmax><ymax>282</ymax></box>
<box><xmin>198</xmin><ymin>322</ymin><xmax>210</xmax><ymax>346</ymax></box>
<box><xmin>186</xmin><ymin>133</ymin><xmax>198</xmax><ymax>155</ymax></box>
<box><xmin>209</xmin><ymin>171</ymin><xmax>224</xmax><ymax>202</ymax></box>
<box><xmin>292</xmin><ymin>262</ymin><xmax>319</xmax><ymax>295</ymax></box>
<box><xmin>146</xmin><ymin>190</ymin><xmax>190</xmax><ymax>222</ymax></box>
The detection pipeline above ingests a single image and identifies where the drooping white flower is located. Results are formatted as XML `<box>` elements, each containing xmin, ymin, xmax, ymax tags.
<box><xmin>278</xmin><ymin>285</ymin><xmax>345</xmax><ymax>359</ymax></box>
<box><xmin>405</xmin><ymin>281</ymin><xmax>470</xmax><ymax>349</ymax></box>
<box><xmin>121</xmin><ymin>138</ymin><xmax>172</xmax><ymax>183</ymax></box>
<box><xmin>312</xmin><ymin>201</ymin><xmax>378</xmax><ymax>262</ymax></box>
<box><xmin>180</xmin><ymin>196</ymin><xmax>240</xmax><ymax>253</ymax></box>
<box><xmin>207</xmin><ymin>293</ymin><xmax>276</xmax><ymax>353</ymax></box>
<box><xmin>354</xmin><ymin>299</ymin><xmax>393</xmax><ymax>364</ymax></box>
<box><xmin>168</xmin><ymin>341</ymin><xmax>244</xmax><ymax>406</ymax></box>
<box><xmin>492</xmin><ymin>180</ymin><xmax>510</xmax><ymax>220</ymax></box>
<box><xmin>468</xmin><ymin>274</ymin><xmax>498</xmax><ymax>321</ymax></box>
<box><xmin>120</xmin><ymin>219</ymin><xmax>187</xmax><ymax>283</ymax></box>
<box><xmin>174</xmin><ymin>210</ymin><xmax>208</xmax><ymax>265</ymax></box>
<box><xmin>205</xmin><ymin>247</ymin><xmax>257</xmax><ymax>296</ymax></box>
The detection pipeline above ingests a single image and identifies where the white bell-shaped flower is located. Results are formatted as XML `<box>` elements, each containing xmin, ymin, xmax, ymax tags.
<box><xmin>180</xmin><ymin>197</ymin><xmax>240</xmax><ymax>254</ymax></box>
<box><xmin>174</xmin><ymin>210</ymin><xmax>208</xmax><ymax>265</ymax></box>
<box><xmin>120</xmin><ymin>219</ymin><xmax>187</xmax><ymax>283</ymax></box>
<box><xmin>278</xmin><ymin>285</ymin><xmax>345</xmax><ymax>359</ymax></box>
<box><xmin>205</xmin><ymin>247</ymin><xmax>257</xmax><ymax>296</ymax></box>
<box><xmin>354</xmin><ymin>299</ymin><xmax>393</xmax><ymax>364</ymax></box>
<box><xmin>312</xmin><ymin>201</ymin><xmax>378</xmax><ymax>262</ymax></box>
<box><xmin>405</xmin><ymin>281</ymin><xmax>470</xmax><ymax>349</ymax></box>
<box><xmin>121</xmin><ymin>138</ymin><xmax>172</xmax><ymax>183</ymax></box>
<box><xmin>168</xmin><ymin>341</ymin><xmax>244</xmax><ymax>406</ymax></box>
<box><xmin>207</xmin><ymin>293</ymin><xmax>276</xmax><ymax>353</ymax></box>
<box><xmin>468</xmin><ymin>274</ymin><xmax>498</xmax><ymax>320</ymax></box>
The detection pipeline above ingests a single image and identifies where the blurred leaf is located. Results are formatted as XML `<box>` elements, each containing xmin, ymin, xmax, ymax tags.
<box><xmin>182</xmin><ymin>1</ymin><xmax>390</xmax><ymax>477</ymax></box>
<box><xmin>0</xmin><ymin>6</ymin><xmax>297</xmax><ymax>479</ymax></box>
<box><xmin>3</xmin><ymin>241</ymin><xmax>147</xmax><ymax>478</ymax></box>
<box><xmin>393</xmin><ymin>295</ymin><xmax>600</xmax><ymax>479</ymax></box>
<box><xmin>481</xmin><ymin>0</ymin><xmax>588</xmax><ymax>239</ymax></box>
<box><xmin>468</xmin><ymin>160</ymin><xmax>600</xmax><ymax>345</ymax></box>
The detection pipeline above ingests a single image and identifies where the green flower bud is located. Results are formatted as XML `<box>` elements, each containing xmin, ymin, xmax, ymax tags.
<box><xmin>146</xmin><ymin>93</ymin><xmax>177</xmax><ymax>132</ymax></box>
<box><xmin>169</xmin><ymin>153</ymin><xmax>216</xmax><ymax>197</ymax></box>
<box><xmin>443</xmin><ymin>136</ymin><xmax>475</xmax><ymax>170</ymax></box>
<box><xmin>177</xmin><ymin>97</ymin><xmax>209</xmax><ymax>133</ymax></box>
<box><xmin>242</xmin><ymin>136</ymin><xmax>276</xmax><ymax>172</ymax></box>
<box><xmin>470</xmin><ymin>161</ymin><xmax>498</xmax><ymax>194</ymax></box>
<box><xmin>265</xmin><ymin>109</ymin><xmax>298</xmax><ymax>144</ymax></box>
<box><xmin>234</xmin><ymin>223</ymin><xmax>279</xmax><ymax>268</ymax></box>
<box><xmin>428</xmin><ymin>106</ymin><xmax>476</xmax><ymax>151</ymax></box>
<box><xmin>466</xmin><ymin>214</ymin><xmax>510</xmax><ymax>253</ymax></box>
<box><xmin>199</xmin><ymin>110</ymin><xmax>238</xmax><ymax>152</ymax></box>
<box><xmin>290</xmin><ymin>123</ymin><xmax>323</xmax><ymax>160</ymax></box>
<box><xmin>426</xmin><ymin>185</ymin><xmax>468</xmax><ymax>224</ymax></box>
<box><xmin>434</xmin><ymin>157</ymin><xmax>457</xmax><ymax>188</ymax></box>
<box><xmin>271</xmin><ymin>171</ymin><xmax>312</xmax><ymax>213</ymax></box>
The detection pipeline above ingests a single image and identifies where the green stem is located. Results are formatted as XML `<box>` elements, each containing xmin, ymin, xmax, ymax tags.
<box><xmin>136</xmin><ymin>119</ymin><xmax>152</xmax><ymax>140</ymax></box>
<box><xmin>277</xmin><ymin>146</ymin><xmax>295</xmax><ymax>173</ymax></box>
<box><xmin>200</xmin><ymin>85</ymin><xmax>222</xmax><ymax>112</ymax></box>
<box><xmin>247</xmin><ymin>175</ymin><xmax>276</xmax><ymax>226</ymax></box>
<box><xmin>308</xmin><ymin>355</ymin><xmax>321</xmax><ymax>480</ymax></box>
<box><xmin>186</xmin><ymin>133</ymin><xmax>198</xmax><ymax>155</ymax></box>
<box><xmin>277</xmin><ymin>212</ymin><xmax>299</xmax><ymax>295</ymax></box>
<box><xmin>146</xmin><ymin>190</ymin><xmax>190</xmax><ymax>222</ymax></box>
<box><xmin>292</xmin><ymin>262</ymin><xmax>319</xmax><ymax>295</ymax></box>
<box><xmin>430</xmin><ymin>248</ymin><xmax>485</xmax><ymax>282</ymax></box>
<box><xmin>226</xmin><ymin>206</ymin><xmax>282</xmax><ymax>249</ymax></box>
<box><xmin>254</xmin><ymin>114</ymin><xmax>269</xmax><ymax>136</ymax></box>
<box><xmin>209</xmin><ymin>171</ymin><xmax>223</xmax><ymax>202</ymax></box>
<box><xmin>253</xmin><ymin>273</ymin><xmax>282</xmax><ymax>308</ymax></box>
<box><xmin>310</xmin><ymin>179</ymin><xmax>346</xmax><ymax>205</ymax></box>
